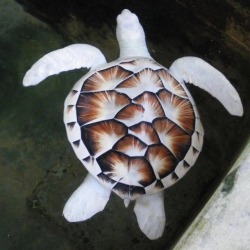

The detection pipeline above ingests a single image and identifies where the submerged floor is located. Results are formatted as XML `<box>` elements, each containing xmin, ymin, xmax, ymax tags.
<box><xmin>0</xmin><ymin>0</ymin><xmax>249</xmax><ymax>249</ymax></box>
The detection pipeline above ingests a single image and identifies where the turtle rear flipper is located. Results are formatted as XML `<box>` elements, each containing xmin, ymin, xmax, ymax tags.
<box><xmin>134</xmin><ymin>191</ymin><xmax>165</xmax><ymax>240</ymax></box>
<box><xmin>23</xmin><ymin>44</ymin><xmax>107</xmax><ymax>86</ymax></box>
<box><xmin>63</xmin><ymin>174</ymin><xmax>111</xmax><ymax>222</ymax></box>
<box><xmin>169</xmin><ymin>56</ymin><xmax>243</xmax><ymax>116</ymax></box>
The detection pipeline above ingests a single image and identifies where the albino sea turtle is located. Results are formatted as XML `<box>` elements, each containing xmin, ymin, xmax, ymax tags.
<box><xmin>23</xmin><ymin>9</ymin><xmax>243</xmax><ymax>240</ymax></box>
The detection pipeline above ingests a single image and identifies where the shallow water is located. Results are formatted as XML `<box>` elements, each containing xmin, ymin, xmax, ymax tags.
<box><xmin>1</xmin><ymin>0</ymin><xmax>249</xmax><ymax>249</ymax></box>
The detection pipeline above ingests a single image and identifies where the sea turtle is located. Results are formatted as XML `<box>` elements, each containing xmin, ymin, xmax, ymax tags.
<box><xmin>23</xmin><ymin>9</ymin><xmax>243</xmax><ymax>240</ymax></box>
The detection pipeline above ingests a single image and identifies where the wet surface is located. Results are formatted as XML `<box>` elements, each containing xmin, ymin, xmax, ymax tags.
<box><xmin>1</xmin><ymin>0</ymin><xmax>249</xmax><ymax>249</ymax></box>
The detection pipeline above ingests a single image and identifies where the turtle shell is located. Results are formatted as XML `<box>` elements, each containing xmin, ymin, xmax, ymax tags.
<box><xmin>64</xmin><ymin>57</ymin><xmax>204</xmax><ymax>200</ymax></box>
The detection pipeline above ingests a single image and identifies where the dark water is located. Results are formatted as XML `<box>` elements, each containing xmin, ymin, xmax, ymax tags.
<box><xmin>0</xmin><ymin>0</ymin><xmax>249</xmax><ymax>249</ymax></box>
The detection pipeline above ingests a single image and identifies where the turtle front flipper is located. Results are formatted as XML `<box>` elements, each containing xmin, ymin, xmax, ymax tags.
<box><xmin>169</xmin><ymin>56</ymin><xmax>243</xmax><ymax>116</ymax></box>
<box><xmin>63</xmin><ymin>174</ymin><xmax>111</xmax><ymax>222</ymax></box>
<box><xmin>23</xmin><ymin>44</ymin><xmax>107</xmax><ymax>86</ymax></box>
<box><xmin>134</xmin><ymin>191</ymin><xmax>166</xmax><ymax>240</ymax></box>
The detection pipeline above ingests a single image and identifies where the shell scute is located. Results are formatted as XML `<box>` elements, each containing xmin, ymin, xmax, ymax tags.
<box><xmin>81</xmin><ymin>120</ymin><xmax>127</xmax><ymax>156</ymax></box>
<box><xmin>113</xmin><ymin>134</ymin><xmax>147</xmax><ymax>157</ymax></box>
<box><xmin>145</xmin><ymin>144</ymin><xmax>178</xmax><ymax>179</ymax></box>
<box><xmin>157</xmin><ymin>69</ymin><xmax>188</xmax><ymax>98</ymax></box>
<box><xmin>116</xmin><ymin>68</ymin><xmax>164</xmax><ymax>98</ymax></box>
<box><xmin>81</xmin><ymin>65</ymin><xmax>132</xmax><ymax>92</ymax></box>
<box><xmin>112</xmin><ymin>182</ymin><xmax>146</xmax><ymax>199</ymax></box>
<box><xmin>133</xmin><ymin>92</ymin><xmax>165</xmax><ymax>122</ymax></box>
<box><xmin>97</xmin><ymin>150</ymin><xmax>156</xmax><ymax>187</ymax></box>
<box><xmin>153</xmin><ymin>118</ymin><xmax>191</xmax><ymax>160</ymax></box>
<box><xmin>129</xmin><ymin>122</ymin><xmax>160</xmax><ymax>145</ymax></box>
<box><xmin>77</xmin><ymin>90</ymin><xmax>130</xmax><ymax>125</ymax></box>
<box><xmin>157</xmin><ymin>89</ymin><xmax>195</xmax><ymax>133</ymax></box>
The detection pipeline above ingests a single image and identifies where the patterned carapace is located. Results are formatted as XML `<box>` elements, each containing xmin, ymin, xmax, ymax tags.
<box><xmin>64</xmin><ymin>57</ymin><xmax>204</xmax><ymax>200</ymax></box>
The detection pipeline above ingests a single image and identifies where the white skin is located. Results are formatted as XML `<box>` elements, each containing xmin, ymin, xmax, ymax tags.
<box><xmin>23</xmin><ymin>9</ymin><xmax>243</xmax><ymax>241</ymax></box>
<box><xmin>116</xmin><ymin>9</ymin><xmax>151</xmax><ymax>58</ymax></box>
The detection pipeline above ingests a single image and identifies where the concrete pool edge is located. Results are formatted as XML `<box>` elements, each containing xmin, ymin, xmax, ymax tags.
<box><xmin>173</xmin><ymin>138</ymin><xmax>250</xmax><ymax>250</ymax></box>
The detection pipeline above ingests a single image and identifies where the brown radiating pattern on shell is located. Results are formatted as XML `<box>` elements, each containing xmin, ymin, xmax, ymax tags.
<box><xmin>153</xmin><ymin>118</ymin><xmax>191</xmax><ymax>160</ymax></box>
<box><xmin>192</xmin><ymin>147</ymin><xmax>200</xmax><ymax>156</ymax></box>
<box><xmin>112</xmin><ymin>182</ymin><xmax>145</xmax><ymax>198</ymax></box>
<box><xmin>145</xmin><ymin>145</ymin><xmax>177</xmax><ymax>179</ymax></box>
<box><xmin>66</xmin><ymin>105</ymin><xmax>74</xmax><ymax>113</ymax></box>
<box><xmin>67</xmin><ymin>122</ymin><xmax>76</xmax><ymax>130</ymax></box>
<box><xmin>97</xmin><ymin>172</ymin><xmax>116</xmax><ymax>185</ymax></box>
<box><xmin>154</xmin><ymin>179</ymin><xmax>164</xmax><ymax>189</ymax></box>
<box><xmin>73</xmin><ymin>140</ymin><xmax>80</xmax><ymax>147</ymax></box>
<box><xmin>115</xmin><ymin>103</ymin><xmax>144</xmax><ymax>126</ymax></box>
<box><xmin>97</xmin><ymin>150</ymin><xmax>155</xmax><ymax>187</ymax></box>
<box><xmin>157</xmin><ymin>69</ymin><xmax>188</xmax><ymax>98</ymax></box>
<box><xmin>65</xmin><ymin>58</ymin><xmax>201</xmax><ymax>198</ymax></box>
<box><xmin>81</xmin><ymin>120</ymin><xmax>127</xmax><ymax>156</ymax></box>
<box><xmin>129</xmin><ymin>158</ymin><xmax>155</xmax><ymax>186</ymax></box>
<box><xmin>113</xmin><ymin>135</ymin><xmax>147</xmax><ymax>157</ymax></box>
<box><xmin>97</xmin><ymin>151</ymin><xmax>129</xmax><ymax>176</ymax></box>
<box><xmin>184</xmin><ymin>160</ymin><xmax>190</xmax><ymax>168</ymax></box>
<box><xmin>81</xmin><ymin>66</ymin><xmax>132</xmax><ymax>92</ymax></box>
<box><xmin>172</xmin><ymin>172</ymin><xmax>179</xmax><ymax>181</ymax></box>
<box><xmin>116</xmin><ymin>68</ymin><xmax>164</xmax><ymax>98</ymax></box>
<box><xmin>70</xmin><ymin>90</ymin><xmax>78</xmax><ymax>97</ymax></box>
<box><xmin>77</xmin><ymin>90</ymin><xmax>130</xmax><ymax>125</ymax></box>
<box><xmin>129</xmin><ymin>122</ymin><xmax>160</xmax><ymax>145</ymax></box>
<box><xmin>157</xmin><ymin>89</ymin><xmax>195</xmax><ymax>133</ymax></box>
<box><xmin>133</xmin><ymin>92</ymin><xmax>165</xmax><ymax>122</ymax></box>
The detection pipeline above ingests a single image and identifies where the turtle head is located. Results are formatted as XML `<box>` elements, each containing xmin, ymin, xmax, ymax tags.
<box><xmin>116</xmin><ymin>9</ymin><xmax>151</xmax><ymax>59</ymax></box>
